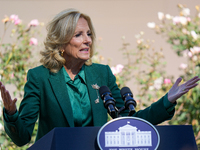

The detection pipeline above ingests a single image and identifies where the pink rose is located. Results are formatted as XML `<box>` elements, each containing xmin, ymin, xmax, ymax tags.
<box><xmin>10</xmin><ymin>14</ymin><xmax>18</xmax><ymax>21</ymax></box>
<box><xmin>10</xmin><ymin>14</ymin><xmax>21</xmax><ymax>25</ymax></box>
<box><xmin>29</xmin><ymin>19</ymin><xmax>39</xmax><ymax>27</ymax></box>
<box><xmin>14</xmin><ymin>19</ymin><xmax>21</xmax><ymax>25</ymax></box>
<box><xmin>10</xmin><ymin>73</ymin><xmax>14</xmax><ymax>78</ymax></box>
<box><xmin>115</xmin><ymin>64</ymin><xmax>124</xmax><ymax>74</ymax></box>
<box><xmin>173</xmin><ymin>16</ymin><xmax>180</xmax><ymax>24</ymax></box>
<box><xmin>164</xmin><ymin>78</ymin><xmax>171</xmax><ymax>84</ymax></box>
<box><xmin>111</xmin><ymin>64</ymin><xmax>124</xmax><ymax>75</ymax></box>
<box><xmin>190</xmin><ymin>46</ymin><xmax>200</xmax><ymax>55</ymax></box>
<box><xmin>29</xmin><ymin>38</ymin><xmax>38</xmax><ymax>45</ymax></box>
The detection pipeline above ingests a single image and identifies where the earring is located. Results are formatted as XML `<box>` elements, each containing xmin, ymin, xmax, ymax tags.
<box><xmin>61</xmin><ymin>50</ymin><xmax>64</xmax><ymax>57</ymax></box>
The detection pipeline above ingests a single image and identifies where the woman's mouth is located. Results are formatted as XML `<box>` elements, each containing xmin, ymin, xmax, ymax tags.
<box><xmin>80</xmin><ymin>48</ymin><xmax>89</xmax><ymax>53</ymax></box>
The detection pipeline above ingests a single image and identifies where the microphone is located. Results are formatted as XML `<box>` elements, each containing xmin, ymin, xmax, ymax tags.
<box><xmin>120</xmin><ymin>87</ymin><xmax>137</xmax><ymax>116</ymax></box>
<box><xmin>99</xmin><ymin>86</ymin><xmax>117</xmax><ymax>118</ymax></box>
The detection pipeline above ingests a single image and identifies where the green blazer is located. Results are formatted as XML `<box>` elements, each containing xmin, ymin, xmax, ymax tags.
<box><xmin>3</xmin><ymin>63</ymin><xmax>174</xmax><ymax>146</ymax></box>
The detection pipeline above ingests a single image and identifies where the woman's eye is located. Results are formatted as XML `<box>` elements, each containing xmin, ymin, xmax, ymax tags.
<box><xmin>75</xmin><ymin>33</ymin><xmax>81</xmax><ymax>37</ymax></box>
<box><xmin>87</xmin><ymin>33</ymin><xmax>92</xmax><ymax>36</ymax></box>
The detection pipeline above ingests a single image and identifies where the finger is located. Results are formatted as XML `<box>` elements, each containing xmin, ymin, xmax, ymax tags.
<box><xmin>186</xmin><ymin>77</ymin><xmax>200</xmax><ymax>86</ymax></box>
<box><xmin>186</xmin><ymin>83</ymin><xmax>199</xmax><ymax>90</ymax></box>
<box><xmin>5</xmin><ymin>90</ymin><xmax>12</xmax><ymax>104</ymax></box>
<box><xmin>173</xmin><ymin>77</ymin><xmax>182</xmax><ymax>87</ymax></box>
<box><xmin>0</xmin><ymin>85</ymin><xmax>7</xmax><ymax>103</ymax></box>
<box><xmin>181</xmin><ymin>89</ymin><xmax>190</xmax><ymax>95</ymax></box>
<box><xmin>13</xmin><ymin>98</ymin><xmax>17</xmax><ymax>104</ymax></box>
<box><xmin>171</xmin><ymin>89</ymin><xmax>189</xmax><ymax>101</ymax></box>
<box><xmin>186</xmin><ymin>76</ymin><xmax>199</xmax><ymax>83</ymax></box>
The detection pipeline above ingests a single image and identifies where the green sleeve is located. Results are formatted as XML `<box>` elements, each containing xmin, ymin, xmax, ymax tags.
<box><xmin>3</xmin><ymin>69</ymin><xmax>40</xmax><ymax>146</ymax></box>
<box><xmin>163</xmin><ymin>96</ymin><xmax>177</xmax><ymax>112</ymax></box>
<box><xmin>133</xmin><ymin>93</ymin><xmax>175</xmax><ymax>125</ymax></box>
<box><xmin>3</xmin><ymin>108</ymin><xmax>18</xmax><ymax>122</ymax></box>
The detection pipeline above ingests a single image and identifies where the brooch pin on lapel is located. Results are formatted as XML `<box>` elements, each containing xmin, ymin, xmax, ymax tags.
<box><xmin>91</xmin><ymin>84</ymin><xmax>100</xmax><ymax>104</ymax></box>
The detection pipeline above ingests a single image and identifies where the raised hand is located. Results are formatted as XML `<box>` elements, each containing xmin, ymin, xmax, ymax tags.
<box><xmin>0</xmin><ymin>81</ymin><xmax>17</xmax><ymax>115</ymax></box>
<box><xmin>168</xmin><ymin>76</ymin><xmax>200</xmax><ymax>103</ymax></box>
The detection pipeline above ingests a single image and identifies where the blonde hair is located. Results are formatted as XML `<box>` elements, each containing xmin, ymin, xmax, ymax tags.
<box><xmin>40</xmin><ymin>8</ymin><xmax>96</xmax><ymax>73</ymax></box>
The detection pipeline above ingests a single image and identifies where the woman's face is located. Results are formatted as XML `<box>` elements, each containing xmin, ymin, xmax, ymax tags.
<box><xmin>63</xmin><ymin>17</ymin><xmax>92</xmax><ymax>65</ymax></box>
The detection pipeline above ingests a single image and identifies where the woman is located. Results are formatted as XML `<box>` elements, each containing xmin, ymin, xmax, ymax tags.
<box><xmin>0</xmin><ymin>8</ymin><xmax>199</xmax><ymax>146</ymax></box>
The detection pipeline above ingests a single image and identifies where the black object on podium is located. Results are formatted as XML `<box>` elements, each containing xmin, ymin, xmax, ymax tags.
<box><xmin>27</xmin><ymin>125</ymin><xmax>198</xmax><ymax>150</ymax></box>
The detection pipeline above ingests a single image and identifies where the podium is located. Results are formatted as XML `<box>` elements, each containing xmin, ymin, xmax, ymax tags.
<box><xmin>28</xmin><ymin>125</ymin><xmax>198</xmax><ymax>150</ymax></box>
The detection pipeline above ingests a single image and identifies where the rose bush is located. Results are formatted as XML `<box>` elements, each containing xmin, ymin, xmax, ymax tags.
<box><xmin>147</xmin><ymin>4</ymin><xmax>200</xmax><ymax>146</ymax></box>
<box><xmin>0</xmin><ymin>14</ymin><xmax>43</xmax><ymax>149</ymax></box>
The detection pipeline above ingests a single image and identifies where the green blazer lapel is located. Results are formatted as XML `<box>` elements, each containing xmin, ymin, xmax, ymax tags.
<box><xmin>48</xmin><ymin>68</ymin><xmax>74</xmax><ymax>127</ymax></box>
<box><xmin>85</xmin><ymin>65</ymin><xmax>107</xmax><ymax>126</ymax></box>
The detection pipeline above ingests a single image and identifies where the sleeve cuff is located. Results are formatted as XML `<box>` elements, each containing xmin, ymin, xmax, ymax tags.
<box><xmin>163</xmin><ymin>93</ymin><xmax>177</xmax><ymax>113</ymax></box>
<box><xmin>3</xmin><ymin>108</ymin><xmax>18</xmax><ymax>122</ymax></box>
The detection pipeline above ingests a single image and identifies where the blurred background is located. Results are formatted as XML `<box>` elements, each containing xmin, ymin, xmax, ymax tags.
<box><xmin>0</xmin><ymin>0</ymin><xmax>200</xmax><ymax>149</ymax></box>
<box><xmin>1</xmin><ymin>0</ymin><xmax>196</xmax><ymax>76</ymax></box>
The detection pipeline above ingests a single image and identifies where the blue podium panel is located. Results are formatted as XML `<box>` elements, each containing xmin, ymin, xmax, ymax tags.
<box><xmin>156</xmin><ymin>125</ymin><xmax>198</xmax><ymax>150</ymax></box>
<box><xmin>28</xmin><ymin>127</ymin><xmax>100</xmax><ymax>150</ymax></box>
<box><xmin>28</xmin><ymin>125</ymin><xmax>198</xmax><ymax>150</ymax></box>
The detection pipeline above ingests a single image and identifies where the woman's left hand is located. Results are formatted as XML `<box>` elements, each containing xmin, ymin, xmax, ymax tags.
<box><xmin>168</xmin><ymin>76</ymin><xmax>200</xmax><ymax>103</ymax></box>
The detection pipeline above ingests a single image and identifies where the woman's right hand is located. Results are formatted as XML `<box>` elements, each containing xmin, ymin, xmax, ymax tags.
<box><xmin>0</xmin><ymin>81</ymin><xmax>17</xmax><ymax>115</ymax></box>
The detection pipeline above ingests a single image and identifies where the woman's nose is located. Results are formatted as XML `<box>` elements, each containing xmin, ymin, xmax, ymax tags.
<box><xmin>84</xmin><ymin>34</ymin><xmax>92</xmax><ymax>45</ymax></box>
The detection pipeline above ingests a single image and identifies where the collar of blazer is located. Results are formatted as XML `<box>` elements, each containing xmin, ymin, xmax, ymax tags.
<box><xmin>48</xmin><ymin>64</ymin><xmax>105</xmax><ymax>127</ymax></box>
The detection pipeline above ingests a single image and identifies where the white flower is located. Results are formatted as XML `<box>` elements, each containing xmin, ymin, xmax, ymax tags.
<box><xmin>198</xmin><ymin>13</ymin><xmax>200</xmax><ymax>18</ymax></box>
<box><xmin>135</xmin><ymin>34</ymin><xmax>141</xmax><ymax>39</ymax></box>
<box><xmin>154</xmin><ymin>77</ymin><xmax>163</xmax><ymax>90</ymax></box>
<box><xmin>121</xmin><ymin>36</ymin><xmax>125</xmax><ymax>40</ymax></box>
<box><xmin>158</xmin><ymin>12</ymin><xmax>164</xmax><ymax>20</ymax></box>
<box><xmin>140</xmin><ymin>31</ymin><xmax>144</xmax><ymax>35</ymax></box>
<box><xmin>181</xmin><ymin>8</ymin><xmax>190</xmax><ymax>16</ymax></box>
<box><xmin>192</xmin><ymin>55</ymin><xmax>198</xmax><ymax>61</ymax></box>
<box><xmin>179</xmin><ymin>16</ymin><xmax>187</xmax><ymax>25</ymax></box>
<box><xmin>147</xmin><ymin>22</ymin><xmax>155</xmax><ymax>28</ymax></box>
<box><xmin>0</xmin><ymin>123</ymin><xmax>3</xmax><ymax>130</ymax></box>
<box><xmin>190</xmin><ymin>46</ymin><xmax>200</xmax><ymax>54</ymax></box>
<box><xmin>154</xmin><ymin>83</ymin><xmax>162</xmax><ymax>90</ymax></box>
<box><xmin>191</xmin><ymin>31</ymin><xmax>198</xmax><ymax>40</ymax></box>
<box><xmin>137</xmin><ymin>39</ymin><xmax>144</xmax><ymax>44</ymax></box>
<box><xmin>179</xmin><ymin>63</ymin><xmax>188</xmax><ymax>69</ymax></box>
<box><xmin>172</xmin><ymin>16</ymin><xmax>188</xmax><ymax>25</ymax></box>
<box><xmin>165</xmin><ymin>14</ymin><xmax>172</xmax><ymax>20</ymax></box>
<box><xmin>149</xmin><ymin>86</ymin><xmax>154</xmax><ymax>91</ymax></box>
